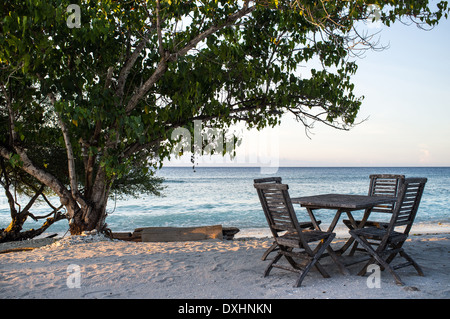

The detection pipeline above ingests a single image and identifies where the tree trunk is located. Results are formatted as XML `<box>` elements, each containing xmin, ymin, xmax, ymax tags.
<box><xmin>67</xmin><ymin>201</ymin><xmax>108</xmax><ymax>235</ymax></box>
<box><xmin>1</xmin><ymin>145</ymin><xmax>113</xmax><ymax>236</ymax></box>
<box><xmin>3</xmin><ymin>213</ymin><xmax>27</xmax><ymax>235</ymax></box>
<box><xmin>67</xmin><ymin>168</ymin><xmax>111</xmax><ymax>235</ymax></box>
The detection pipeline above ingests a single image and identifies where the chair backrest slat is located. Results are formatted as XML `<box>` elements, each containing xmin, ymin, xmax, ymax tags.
<box><xmin>369</xmin><ymin>174</ymin><xmax>405</xmax><ymax>213</ymax></box>
<box><xmin>253</xmin><ymin>177</ymin><xmax>283</xmax><ymax>229</ymax></box>
<box><xmin>254</xmin><ymin>177</ymin><xmax>282</xmax><ymax>184</ymax></box>
<box><xmin>388</xmin><ymin>178</ymin><xmax>427</xmax><ymax>234</ymax></box>
<box><xmin>254</xmin><ymin>181</ymin><xmax>306</xmax><ymax>243</ymax></box>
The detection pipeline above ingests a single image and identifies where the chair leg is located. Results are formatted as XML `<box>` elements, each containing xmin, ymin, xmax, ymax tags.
<box><xmin>350</xmin><ymin>232</ymin><xmax>405</xmax><ymax>286</ymax></box>
<box><xmin>264</xmin><ymin>235</ymin><xmax>338</xmax><ymax>288</ymax></box>
<box><xmin>385</xmin><ymin>242</ymin><xmax>424</xmax><ymax>277</ymax></box>
<box><xmin>399</xmin><ymin>250</ymin><xmax>425</xmax><ymax>276</ymax></box>
<box><xmin>385</xmin><ymin>264</ymin><xmax>405</xmax><ymax>286</ymax></box>
<box><xmin>294</xmin><ymin>234</ymin><xmax>335</xmax><ymax>287</ymax></box>
<box><xmin>294</xmin><ymin>268</ymin><xmax>310</xmax><ymax>288</ymax></box>
<box><xmin>313</xmin><ymin>261</ymin><xmax>331</xmax><ymax>278</ymax></box>
<box><xmin>315</xmin><ymin>233</ymin><xmax>349</xmax><ymax>275</ymax></box>
<box><xmin>264</xmin><ymin>253</ymin><xmax>282</xmax><ymax>277</ymax></box>
<box><xmin>357</xmin><ymin>257</ymin><xmax>375</xmax><ymax>276</ymax></box>
<box><xmin>349</xmin><ymin>240</ymin><xmax>359</xmax><ymax>256</ymax></box>
<box><xmin>309</xmin><ymin>242</ymin><xmax>331</xmax><ymax>278</ymax></box>
<box><xmin>385</xmin><ymin>242</ymin><xmax>402</xmax><ymax>265</ymax></box>
<box><xmin>339</xmin><ymin>236</ymin><xmax>355</xmax><ymax>255</ymax></box>
<box><xmin>261</xmin><ymin>242</ymin><xmax>278</xmax><ymax>261</ymax></box>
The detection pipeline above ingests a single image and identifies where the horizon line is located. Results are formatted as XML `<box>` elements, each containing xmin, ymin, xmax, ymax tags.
<box><xmin>160</xmin><ymin>165</ymin><xmax>450</xmax><ymax>168</ymax></box>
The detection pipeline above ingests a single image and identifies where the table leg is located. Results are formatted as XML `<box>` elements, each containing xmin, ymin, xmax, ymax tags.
<box><xmin>327</xmin><ymin>246</ymin><xmax>350</xmax><ymax>275</ymax></box>
<box><xmin>306</xmin><ymin>207</ymin><xmax>350</xmax><ymax>275</ymax></box>
<box><xmin>305</xmin><ymin>207</ymin><xmax>322</xmax><ymax>231</ymax></box>
<box><xmin>327</xmin><ymin>208</ymin><xmax>344</xmax><ymax>233</ymax></box>
<box><xmin>338</xmin><ymin>208</ymin><xmax>372</xmax><ymax>255</ymax></box>
<box><xmin>311</xmin><ymin>233</ymin><xmax>350</xmax><ymax>276</ymax></box>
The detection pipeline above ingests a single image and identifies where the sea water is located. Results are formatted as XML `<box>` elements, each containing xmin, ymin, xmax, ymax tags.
<box><xmin>1</xmin><ymin>167</ymin><xmax>449</xmax><ymax>234</ymax></box>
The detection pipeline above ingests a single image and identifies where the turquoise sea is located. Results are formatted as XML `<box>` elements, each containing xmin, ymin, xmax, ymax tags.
<box><xmin>1</xmin><ymin>167</ymin><xmax>449</xmax><ymax>234</ymax></box>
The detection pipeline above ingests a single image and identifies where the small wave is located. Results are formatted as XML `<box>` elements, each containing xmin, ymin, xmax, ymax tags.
<box><xmin>163</xmin><ymin>180</ymin><xmax>186</xmax><ymax>183</ymax></box>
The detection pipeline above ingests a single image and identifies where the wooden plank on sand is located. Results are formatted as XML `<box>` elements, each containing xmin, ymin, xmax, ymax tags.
<box><xmin>137</xmin><ymin>225</ymin><xmax>223</xmax><ymax>242</ymax></box>
<box><xmin>112</xmin><ymin>232</ymin><xmax>142</xmax><ymax>242</ymax></box>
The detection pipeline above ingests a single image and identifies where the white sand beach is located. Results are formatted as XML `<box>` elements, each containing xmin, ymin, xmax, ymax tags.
<box><xmin>1</xmin><ymin>223</ymin><xmax>449</xmax><ymax>299</ymax></box>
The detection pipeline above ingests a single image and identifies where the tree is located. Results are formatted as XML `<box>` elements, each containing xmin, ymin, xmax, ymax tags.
<box><xmin>0</xmin><ymin>0</ymin><xmax>448</xmax><ymax>235</ymax></box>
<box><xmin>0</xmin><ymin>71</ymin><xmax>163</xmax><ymax>240</ymax></box>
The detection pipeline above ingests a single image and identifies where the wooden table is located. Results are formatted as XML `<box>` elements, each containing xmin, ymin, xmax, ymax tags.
<box><xmin>291</xmin><ymin>194</ymin><xmax>397</xmax><ymax>254</ymax></box>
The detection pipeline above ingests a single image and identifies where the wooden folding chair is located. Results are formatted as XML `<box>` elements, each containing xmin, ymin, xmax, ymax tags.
<box><xmin>349</xmin><ymin>178</ymin><xmax>427</xmax><ymax>285</ymax></box>
<box><xmin>342</xmin><ymin>174</ymin><xmax>405</xmax><ymax>255</ymax></box>
<box><xmin>254</xmin><ymin>177</ymin><xmax>320</xmax><ymax>261</ymax></box>
<box><xmin>254</xmin><ymin>182</ymin><xmax>344</xmax><ymax>287</ymax></box>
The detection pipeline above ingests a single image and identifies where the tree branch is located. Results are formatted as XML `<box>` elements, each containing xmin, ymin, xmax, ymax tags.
<box><xmin>156</xmin><ymin>0</ymin><xmax>166</xmax><ymax>59</ymax></box>
<box><xmin>46</xmin><ymin>92</ymin><xmax>86</xmax><ymax>207</ymax></box>
<box><xmin>125</xmin><ymin>2</ymin><xmax>256</xmax><ymax>114</ymax></box>
<box><xmin>21</xmin><ymin>183</ymin><xmax>45</xmax><ymax>215</ymax></box>
<box><xmin>116</xmin><ymin>39</ymin><xmax>148</xmax><ymax>100</ymax></box>
<box><xmin>27</xmin><ymin>204</ymin><xmax>64</xmax><ymax>222</ymax></box>
<box><xmin>0</xmin><ymin>144</ymin><xmax>75</xmax><ymax>212</ymax></box>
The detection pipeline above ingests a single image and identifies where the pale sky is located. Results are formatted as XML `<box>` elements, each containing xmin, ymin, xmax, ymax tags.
<box><xmin>166</xmin><ymin>16</ymin><xmax>450</xmax><ymax>168</ymax></box>
<box><xmin>274</xmin><ymin>17</ymin><xmax>450</xmax><ymax>167</ymax></box>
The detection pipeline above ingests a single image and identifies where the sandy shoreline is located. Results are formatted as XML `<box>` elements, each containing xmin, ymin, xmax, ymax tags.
<box><xmin>234</xmin><ymin>222</ymin><xmax>450</xmax><ymax>239</ymax></box>
<box><xmin>1</xmin><ymin>223</ymin><xmax>449</xmax><ymax>299</ymax></box>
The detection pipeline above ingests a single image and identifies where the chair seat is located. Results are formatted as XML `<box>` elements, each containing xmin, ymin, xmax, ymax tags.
<box><xmin>276</xmin><ymin>230</ymin><xmax>332</xmax><ymax>248</ymax></box>
<box><xmin>299</xmin><ymin>220</ymin><xmax>321</xmax><ymax>229</ymax></box>
<box><xmin>351</xmin><ymin>227</ymin><xmax>407</xmax><ymax>243</ymax></box>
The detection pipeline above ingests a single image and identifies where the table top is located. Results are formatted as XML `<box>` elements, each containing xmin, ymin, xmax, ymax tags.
<box><xmin>291</xmin><ymin>194</ymin><xmax>397</xmax><ymax>210</ymax></box>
